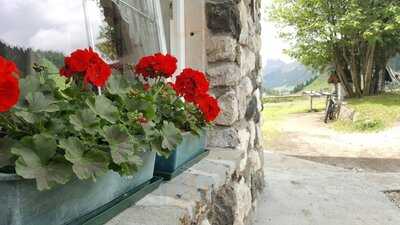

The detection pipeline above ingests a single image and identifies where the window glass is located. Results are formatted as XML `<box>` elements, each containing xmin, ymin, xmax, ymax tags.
<box><xmin>0</xmin><ymin>0</ymin><xmax>164</xmax><ymax>76</ymax></box>
<box><xmin>0</xmin><ymin>1</ymin><xmax>88</xmax><ymax>75</ymax></box>
<box><xmin>96</xmin><ymin>0</ymin><xmax>162</xmax><ymax>64</ymax></box>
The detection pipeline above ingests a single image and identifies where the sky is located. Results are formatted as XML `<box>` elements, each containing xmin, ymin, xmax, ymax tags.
<box><xmin>0</xmin><ymin>0</ymin><xmax>103</xmax><ymax>54</ymax></box>
<box><xmin>261</xmin><ymin>0</ymin><xmax>292</xmax><ymax>63</ymax></box>
<box><xmin>0</xmin><ymin>0</ymin><xmax>289</xmax><ymax>63</ymax></box>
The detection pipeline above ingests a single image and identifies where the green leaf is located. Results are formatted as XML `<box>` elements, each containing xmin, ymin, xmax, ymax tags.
<box><xmin>142</xmin><ymin>122</ymin><xmax>157</xmax><ymax>137</ymax></box>
<box><xmin>14</xmin><ymin>156</ymin><xmax>72</xmax><ymax>191</ymax></box>
<box><xmin>19</xmin><ymin>76</ymin><xmax>41</xmax><ymax>99</ymax></box>
<box><xmin>26</xmin><ymin>92</ymin><xmax>59</xmax><ymax>113</ymax></box>
<box><xmin>125</xmin><ymin>97</ymin><xmax>156</xmax><ymax>120</ymax></box>
<box><xmin>33</xmin><ymin>134</ymin><xmax>58</xmax><ymax>163</ymax></box>
<box><xmin>69</xmin><ymin>109</ymin><xmax>99</xmax><ymax>134</ymax></box>
<box><xmin>103</xmin><ymin>125</ymin><xmax>131</xmax><ymax>145</ymax></box>
<box><xmin>103</xmin><ymin>126</ymin><xmax>143</xmax><ymax>173</ymax></box>
<box><xmin>0</xmin><ymin>137</ymin><xmax>15</xmax><ymax>168</ymax></box>
<box><xmin>11</xmin><ymin>136</ymin><xmax>72</xmax><ymax>190</ymax></box>
<box><xmin>11</xmin><ymin>135</ymin><xmax>57</xmax><ymax>164</ymax></box>
<box><xmin>86</xmin><ymin>95</ymin><xmax>119</xmax><ymax>124</ymax></box>
<box><xmin>107</xmin><ymin>74</ymin><xmax>131</xmax><ymax>95</ymax></box>
<box><xmin>15</xmin><ymin>111</ymin><xmax>36</xmax><ymax>124</ymax></box>
<box><xmin>161</xmin><ymin>122</ymin><xmax>182</xmax><ymax>151</ymax></box>
<box><xmin>151</xmin><ymin>136</ymin><xmax>170</xmax><ymax>158</ymax></box>
<box><xmin>48</xmin><ymin>118</ymin><xmax>68</xmax><ymax>134</ymax></box>
<box><xmin>118</xmin><ymin>161</ymin><xmax>142</xmax><ymax>176</ymax></box>
<box><xmin>59</xmin><ymin>138</ymin><xmax>109</xmax><ymax>180</ymax></box>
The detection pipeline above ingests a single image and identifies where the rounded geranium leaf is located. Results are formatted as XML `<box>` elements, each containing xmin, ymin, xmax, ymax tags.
<box><xmin>59</xmin><ymin>137</ymin><xmax>110</xmax><ymax>181</ymax></box>
<box><xmin>12</xmin><ymin>135</ymin><xmax>72</xmax><ymax>190</ymax></box>
<box><xmin>86</xmin><ymin>95</ymin><xmax>119</xmax><ymax>124</ymax></box>
<box><xmin>161</xmin><ymin>121</ymin><xmax>183</xmax><ymax>151</ymax></box>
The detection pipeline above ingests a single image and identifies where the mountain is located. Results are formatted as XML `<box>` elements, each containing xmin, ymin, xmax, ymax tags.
<box><xmin>262</xmin><ymin>59</ymin><xmax>317</xmax><ymax>91</ymax></box>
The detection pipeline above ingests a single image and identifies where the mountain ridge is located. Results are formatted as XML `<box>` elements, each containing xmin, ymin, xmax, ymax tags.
<box><xmin>262</xmin><ymin>59</ymin><xmax>317</xmax><ymax>91</ymax></box>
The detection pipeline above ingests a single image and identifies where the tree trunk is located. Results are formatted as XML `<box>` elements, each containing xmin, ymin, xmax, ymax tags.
<box><xmin>334</xmin><ymin>47</ymin><xmax>355</xmax><ymax>97</ymax></box>
<box><xmin>335</xmin><ymin>58</ymin><xmax>355</xmax><ymax>98</ymax></box>
<box><xmin>363</xmin><ymin>43</ymin><xmax>376</xmax><ymax>95</ymax></box>
<box><xmin>370</xmin><ymin>65</ymin><xmax>380</xmax><ymax>95</ymax></box>
<box><xmin>342</xmin><ymin>45</ymin><xmax>362</xmax><ymax>97</ymax></box>
<box><xmin>350</xmin><ymin>46</ymin><xmax>362</xmax><ymax>96</ymax></box>
<box><xmin>377</xmin><ymin>68</ymin><xmax>385</xmax><ymax>93</ymax></box>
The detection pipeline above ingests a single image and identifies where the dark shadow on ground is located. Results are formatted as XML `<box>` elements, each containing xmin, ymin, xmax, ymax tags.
<box><xmin>290</xmin><ymin>155</ymin><xmax>400</xmax><ymax>173</ymax></box>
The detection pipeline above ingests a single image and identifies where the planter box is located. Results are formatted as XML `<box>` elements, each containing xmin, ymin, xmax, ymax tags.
<box><xmin>0</xmin><ymin>151</ymin><xmax>156</xmax><ymax>225</ymax></box>
<box><xmin>154</xmin><ymin>131</ymin><xmax>208</xmax><ymax>179</ymax></box>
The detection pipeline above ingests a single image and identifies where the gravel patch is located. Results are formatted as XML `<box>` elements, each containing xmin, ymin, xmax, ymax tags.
<box><xmin>385</xmin><ymin>191</ymin><xmax>400</xmax><ymax>209</ymax></box>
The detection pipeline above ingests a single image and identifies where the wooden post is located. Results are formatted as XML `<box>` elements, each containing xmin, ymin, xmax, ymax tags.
<box><xmin>310</xmin><ymin>95</ymin><xmax>313</xmax><ymax>112</ymax></box>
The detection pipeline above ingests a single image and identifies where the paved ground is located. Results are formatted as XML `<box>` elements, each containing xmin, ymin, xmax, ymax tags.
<box><xmin>253</xmin><ymin>152</ymin><xmax>400</xmax><ymax>225</ymax></box>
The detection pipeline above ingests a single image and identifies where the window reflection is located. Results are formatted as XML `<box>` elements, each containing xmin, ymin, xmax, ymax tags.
<box><xmin>96</xmin><ymin>0</ymin><xmax>161</xmax><ymax>64</ymax></box>
<box><xmin>0</xmin><ymin>0</ymin><xmax>89</xmax><ymax>75</ymax></box>
<box><xmin>0</xmin><ymin>0</ymin><xmax>164</xmax><ymax>76</ymax></box>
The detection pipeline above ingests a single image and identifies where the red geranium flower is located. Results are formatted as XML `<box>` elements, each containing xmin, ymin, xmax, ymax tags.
<box><xmin>59</xmin><ymin>67</ymin><xmax>74</xmax><ymax>78</ymax></box>
<box><xmin>84</xmin><ymin>57</ymin><xmax>112</xmax><ymax>87</ymax></box>
<box><xmin>153</xmin><ymin>53</ymin><xmax>177</xmax><ymax>77</ymax></box>
<box><xmin>0</xmin><ymin>56</ymin><xmax>18</xmax><ymax>78</ymax></box>
<box><xmin>195</xmin><ymin>94</ymin><xmax>221</xmax><ymax>122</ymax></box>
<box><xmin>135</xmin><ymin>53</ymin><xmax>177</xmax><ymax>78</ymax></box>
<box><xmin>135</xmin><ymin>55</ymin><xmax>154</xmax><ymax>78</ymax></box>
<box><xmin>68</xmin><ymin>49</ymin><xmax>93</xmax><ymax>72</ymax></box>
<box><xmin>0</xmin><ymin>56</ymin><xmax>19</xmax><ymax>112</ymax></box>
<box><xmin>60</xmin><ymin>48</ymin><xmax>112</xmax><ymax>87</ymax></box>
<box><xmin>174</xmin><ymin>68</ymin><xmax>209</xmax><ymax>102</ymax></box>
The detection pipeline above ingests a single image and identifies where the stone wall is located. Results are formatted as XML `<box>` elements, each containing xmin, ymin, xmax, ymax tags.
<box><xmin>205</xmin><ymin>0</ymin><xmax>264</xmax><ymax>224</ymax></box>
<box><xmin>106</xmin><ymin>1</ymin><xmax>264</xmax><ymax>225</ymax></box>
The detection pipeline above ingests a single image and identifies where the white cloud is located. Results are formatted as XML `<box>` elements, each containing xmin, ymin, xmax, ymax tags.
<box><xmin>0</xmin><ymin>0</ymin><xmax>103</xmax><ymax>54</ymax></box>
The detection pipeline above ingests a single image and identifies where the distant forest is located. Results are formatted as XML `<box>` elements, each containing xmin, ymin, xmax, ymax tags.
<box><xmin>0</xmin><ymin>40</ymin><xmax>64</xmax><ymax>76</ymax></box>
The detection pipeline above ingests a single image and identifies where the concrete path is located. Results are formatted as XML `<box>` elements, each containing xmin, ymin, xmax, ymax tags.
<box><xmin>253</xmin><ymin>152</ymin><xmax>400</xmax><ymax>225</ymax></box>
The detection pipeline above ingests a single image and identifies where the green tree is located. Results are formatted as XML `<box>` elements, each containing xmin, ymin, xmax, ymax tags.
<box><xmin>269</xmin><ymin>0</ymin><xmax>400</xmax><ymax>97</ymax></box>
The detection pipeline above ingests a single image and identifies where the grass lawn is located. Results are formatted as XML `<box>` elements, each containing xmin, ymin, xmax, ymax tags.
<box><xmin>333</xmin><ymin>93</ymin><xmax>400</xmax><ymax>132</ymax></box>
<box><xmin>262</xmin><ymin>97</ymin><xmax>326</xmax><ymax>143</ymax></box>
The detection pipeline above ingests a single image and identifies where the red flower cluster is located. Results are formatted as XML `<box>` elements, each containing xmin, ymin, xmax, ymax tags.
<box><xmin>60</xmin><ymin>48</ymin><xmax>111</xmax><ymax>87</ymax></box>
<box><xmin>196</xmin><ymin>94</ymin><xmax>221</xmax><ymax>122</ymax></box>
<box><xmin>0</xmin><ymin>56</ymin><xmax>19</xmax><ymax>112</ymax></box>
<box><xmin>135</xmin><ymin>53</ymin><xmax>177</xmax><ymax>79</ymax></box>
<box><xmin>174</xmin><ymin>69</ymin><xmax>209</xmax><ymax>102</ymax></box>
<box><xmin>174</xmin><ymin>68</ymin><xmax>220</xmax><ymax>122</ymax></box>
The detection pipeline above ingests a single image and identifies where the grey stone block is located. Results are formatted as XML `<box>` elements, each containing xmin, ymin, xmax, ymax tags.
<box><xmin>206</xmin><ymin>1</ymin><xmax>241</xmax><ymax>39</ymax></box>
<box><xmin>215</xmin><ymin>91</ymin><xmax>239</xmax><ymax>126</ymax></box>
<box><xmin>207</xmin><ymin>35</ymin><xmax>238</xmax><ymax>62</ymax></box>
<box><xmin>207</xmin><ymin>62</ymin><xmax>241</xmax><ymax>87</ymax></box>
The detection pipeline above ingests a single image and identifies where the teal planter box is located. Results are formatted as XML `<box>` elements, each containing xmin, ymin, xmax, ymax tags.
<box><xmin>0</xmin><ymin>151</ymin><xmax>156</xmax><ymax>225</ymax></box>
<box><xmin>155</xmin><ymin>131</ymin><xmax>207</xmax><ymax>179</ymax></box>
